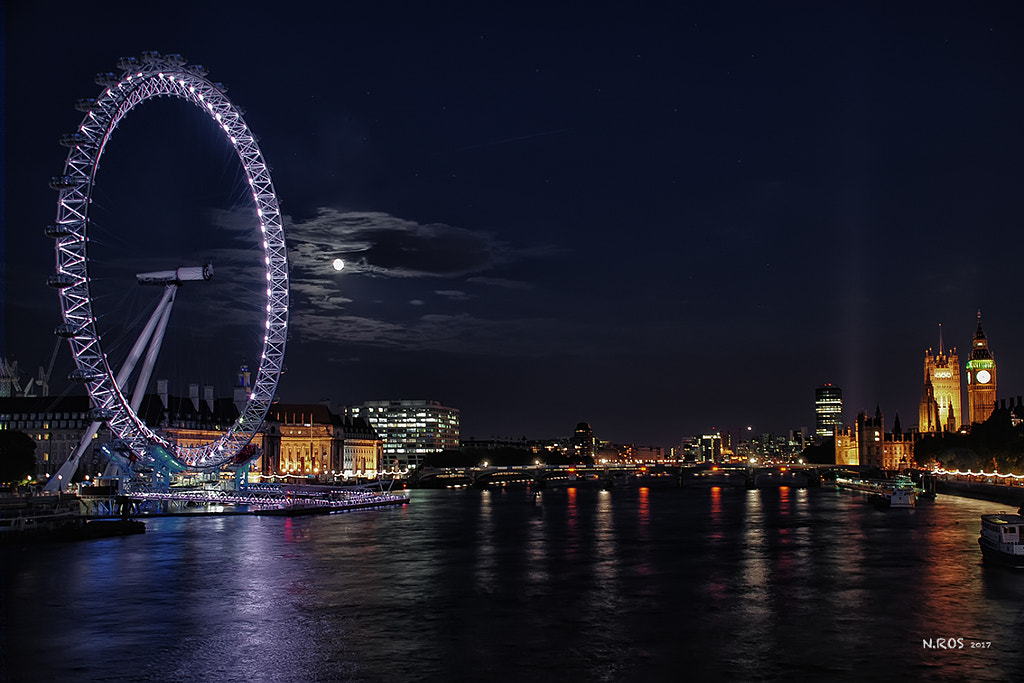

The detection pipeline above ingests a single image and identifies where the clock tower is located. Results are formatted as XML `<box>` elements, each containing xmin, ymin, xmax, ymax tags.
<box><xmin>966</xmin><ymin>311</ymin><xmax>997</xmax><ymax>425</ymax></box>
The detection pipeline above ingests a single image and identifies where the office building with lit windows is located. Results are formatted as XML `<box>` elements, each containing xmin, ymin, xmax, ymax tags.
<box><xmin>347</xmin><ymin>400</ymin><xmax>460</xmax><ymax>470</ymax></box>
<box><xmin>815</xmin><ymin>384</ymin><xmax>843</xmax><ymax>439</ymax></box>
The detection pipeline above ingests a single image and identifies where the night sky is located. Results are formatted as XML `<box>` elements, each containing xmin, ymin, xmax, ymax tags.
<box><xmin>4</xmin><ymin>2</ymin><xmax>1024</xmax><ymax>449</ymax></box>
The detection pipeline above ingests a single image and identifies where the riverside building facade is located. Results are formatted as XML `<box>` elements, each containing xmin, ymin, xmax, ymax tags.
<box><xmin>262</xmin><ymin>403</ymin><xmax>381</xmax><ymax>479</ymax></box>
<box><xmin>0</xmin><ymin>395</ymin><xmax>110</xmax><ymax>481</ymax></box>
<box><xmin>833</xmin><ymin>408</ymin><xmax>918</xmax><ymax>470</ymax></box>
<box><xmin>347</xmin><ymin>400</ymin><xmax>460</xmax><ymax>470</ymax></box>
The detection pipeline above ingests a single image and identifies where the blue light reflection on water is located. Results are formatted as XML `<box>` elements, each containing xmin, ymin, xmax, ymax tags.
<box><xmin>3</xmin><ymin>487</ymin><xmax>1023</xmax><ymax>682</ymax></box>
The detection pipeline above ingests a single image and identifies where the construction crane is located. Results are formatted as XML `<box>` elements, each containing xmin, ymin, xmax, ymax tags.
<box><xmin>21</xmin><ymin>339</ymin><xmax>61</xmax><ymax>398</ymax></box>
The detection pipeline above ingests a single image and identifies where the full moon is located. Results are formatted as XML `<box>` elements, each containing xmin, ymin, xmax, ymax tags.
<box><xmin>332</xmin><ymin>258</ymin><xmax>345</xmax><ymax>271</ymax></box>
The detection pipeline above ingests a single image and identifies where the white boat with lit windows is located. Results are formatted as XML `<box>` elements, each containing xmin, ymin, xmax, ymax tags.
<box><xmin>888</xmin><ymin>487</ymin><xmax>916</xmax><ymax>508</ymax></box>
<box><xmin>978</xmin><ymin>512</ymin><xmax>1024</xmax><ymax>569</ymax></box>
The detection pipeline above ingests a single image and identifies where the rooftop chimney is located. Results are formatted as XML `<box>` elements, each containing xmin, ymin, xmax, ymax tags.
<box><xmin>157</xmin><ymin>379</ymin><xmax>168</xmax><ymax>409</ymax></box>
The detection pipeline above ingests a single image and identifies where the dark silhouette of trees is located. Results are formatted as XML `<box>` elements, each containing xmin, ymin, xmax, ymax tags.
<box><xmin>0</xmin><ymin>430</ymin><xmax>38</xmax><ymax>483</ymax></box>
<box><xmin>915</xmin><ymin>405</ymin><xmax>1024</xmax><ymax>473</ymax></box>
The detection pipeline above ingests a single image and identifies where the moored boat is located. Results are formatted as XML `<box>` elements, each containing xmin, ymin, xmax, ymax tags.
<box><xmin>978</xmin><ymin>513</ymin><xmax>1024</xmax><ymax>568</ymax></box>
<box><xmin>889</xmin><ymin>487</ymin><xmax>916</xmax><ymax>508</ymax></box>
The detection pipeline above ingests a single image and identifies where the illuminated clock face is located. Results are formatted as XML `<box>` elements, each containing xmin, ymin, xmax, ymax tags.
<box><xmin>976</xmin><ymin>369</ymin><xmax>991</xmax><ymax>384</ymax></box>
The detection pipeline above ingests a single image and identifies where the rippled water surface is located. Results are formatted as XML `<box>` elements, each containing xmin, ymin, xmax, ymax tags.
<box><xmin>4</xmin><ymin>486</ymin><xmax>1023</xmax><ymax>682</ymax></box>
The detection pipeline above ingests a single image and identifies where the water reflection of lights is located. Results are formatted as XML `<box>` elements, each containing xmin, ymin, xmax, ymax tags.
<box><xmin>593</xmin><ymin>489</ymin><xmax>617</xmax><ymax>585</ymax></box>
<box><xmin>707</xmin><ymin>487</ymin><xmax>724</xmax><ymax>545</ymax></box>
<box><xmin>736</xmin><ymin>490</ymin><xmax>772</xmax><ymax>660</ymax></box>
<box><xmin>476</xmin><ymin>490</ymin><xmax>497</xmax><ymax>589</ymax></box>
<box><xmin>567</xmin><ymin>486</ymin><xmax>578</xmax><ymax>531</ymax></box>
<box><xmin>637</xmin><ymin>487</ymin><xmax>651</xmax><ymax>541</ymax></box>
<box><xmin>525</xmin><ymin>508</ymin><xmax>547</xmax><ymax>587</ymax></box>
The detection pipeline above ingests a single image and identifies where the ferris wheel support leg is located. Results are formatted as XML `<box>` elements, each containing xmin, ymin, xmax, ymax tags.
<box><xmin>129</xmin><ymin>285</ymin><xmax>177</xmax><ymax>412</ymax></box>
<box><xmin>114</xmin><ymin>285</ymin><xmax>176</xmax><ymax>391</ymax></box>
<box><xmin>43</xmin><ymin>421</ymin><xmax>102</xmax><ymax>492</ymax></box>
<box><xmin>44</xmin><ymin>286</ymin><xmax>177</xmax><ymax>492</ymax></box>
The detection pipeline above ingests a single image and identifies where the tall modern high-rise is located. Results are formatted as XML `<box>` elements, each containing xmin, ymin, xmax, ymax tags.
<box><xmin>815</xmin><ymin>384</ymin><xmax>843</xmax><ymax>439</ymax></box>
<box><xmin>966</xmin><ymin>311</ymin><xmax>997</xmax><ymax>425</ymax></box>
<box><xmin>919</xmin><ymin>325</ymin><xmax>961</xmax><ymax>433</ymax></box>
<box><xmin>346</xmin><ymin>400</ymin><xmax>459</xmax><ymax>469</ymax></box>
<box><xmin>570</xmin><ymin>422</ymin><xmax>596</xmax><ymax>463</ymax></box>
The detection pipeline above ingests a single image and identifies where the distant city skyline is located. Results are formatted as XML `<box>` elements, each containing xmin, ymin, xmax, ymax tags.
<box><xmin>4</xmin><ymin>3</ymin><xmax>1024</xmax><ymax>449</ymax></box>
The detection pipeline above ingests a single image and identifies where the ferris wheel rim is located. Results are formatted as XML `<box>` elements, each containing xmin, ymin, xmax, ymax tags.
<box><xmin>49</xmin><ymin>53</ymin><xmax>289</xmax><ymax>471</ymax></box>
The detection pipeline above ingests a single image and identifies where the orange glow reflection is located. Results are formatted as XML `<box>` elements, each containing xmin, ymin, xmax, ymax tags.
<box><xmin>638</xmin><ymin>486</ymin><xmax>650</xmax><ymax>526</ymax></box>
<box><xmin>708</xmin><ymin>486</ymin><xmax>724</xmax><ymax>545</ymax></box>
<box><xmin>567</xmin><ymin>486</ymin><xmax>577</xmax><ymax>533</ymax></box>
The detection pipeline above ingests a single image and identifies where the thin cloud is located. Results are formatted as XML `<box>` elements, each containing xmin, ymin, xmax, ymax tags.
<box><xmin>287</xmin><ymin>208</ymin><xmax>497</xmax><ymax>278</ymax></box>
<box><xmin>435</xmin><ymin>290</ymin><xmax>472</xmax><ymax>301</ymax></box>
<box><xmin>203</xmin><ymin>206</ymin><xmax>575</xmax><ymax>354</ymax></box>
<box><xmin>467</xmin><ymin>276</ymin><xmax>535</xmax><ymax>291</ymax></box>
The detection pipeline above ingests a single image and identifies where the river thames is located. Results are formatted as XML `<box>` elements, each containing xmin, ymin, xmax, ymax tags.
<box><xmin>3</xmin><ymin>485</ymin><xmax>1022</xmax><ymax>682</ymax></box>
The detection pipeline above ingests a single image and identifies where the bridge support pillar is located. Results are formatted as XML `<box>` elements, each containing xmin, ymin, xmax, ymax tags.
<box><xmin>921</xmin><ymin>473</ymin><xmax>937</xmax><ymax>497</ymax></box>
<box><xmin>805</xmin><ymin>469</ymin><xmax>822</xmax><ymax>487</ymax></box>
<box><xmin>234</xmin><ymin>467</ymin><xmax>249</xmax><ymax>491</ymax></box>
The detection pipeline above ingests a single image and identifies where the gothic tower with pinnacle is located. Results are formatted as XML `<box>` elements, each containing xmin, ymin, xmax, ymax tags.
<box><xmin>966</xmin><ymin>311</ymin><xmax>997</xmax><ymax>425</ymax></box>
<box><xmin>919</xmin><ymin>324</ymin><xmax>961</xmax><ymax>433</ymax></box>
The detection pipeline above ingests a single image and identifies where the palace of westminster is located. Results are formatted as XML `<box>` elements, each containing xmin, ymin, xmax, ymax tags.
<box><xmin>817</xmin><ymin>312</ymin><xmax>1013</xmax><ymax>471</ymax></box>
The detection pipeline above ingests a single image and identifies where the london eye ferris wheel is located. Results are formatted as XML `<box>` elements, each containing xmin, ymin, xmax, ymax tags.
<box><xmin>46</xmin><ymin>52</ymin><xmax>289</xmax><ymax>481</ymax></box>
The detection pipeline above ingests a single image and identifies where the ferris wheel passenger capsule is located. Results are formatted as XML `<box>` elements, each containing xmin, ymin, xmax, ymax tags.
<box><xmin>47</xmin><ymin>274</ymin><xmax>76</xmax><ymax>288</ymax></box>
<box><xmin>75</xmin><ymin>98</ymin><xmax>101</xmax><ymax>112</ymax></box>
<box><xmin>59</xmin><ymin>132</ymin><xmax>89</xmax><ymax>148</ymax></box>
<box><xmin>117</xmin><ymin>56</ymin><xmax>140</xmax><ymax>71</ymax></box>
<box><xmin>87</xmin><ymin>408</ymin><xmax>115</xmax><ymax>422</ymax></box>
<box><xmin>55</xmin><ymin>322</ymin><xmax>83</xmax><ymax>338</ymax></box>
<box><xmin>49</xmin><ymin>176</ymin><xmax>80</xmax><ymax>190</ymax></box>
<box><xmin>45</xmin><ymin>223</ymin><xmax>75</xmax><ymax>238</ymax></box>
<box><xmin>68</xmin><ymin>368</ymin><xmax>105</xmax><ymax>383</ymax></box>
<box><xmin>140</xmin><ymin>51</ymin><xmax>162</xmax><ymax>64</ymax></box>
<box><xmin>164</xmin><ymin>53</ymin><xmax>186</xmax><ymax>66</ymax></box>
<box><xmin>95</xmin><ymin>72</ymin><xmax>120</xmax><ymax>86</ymax></box>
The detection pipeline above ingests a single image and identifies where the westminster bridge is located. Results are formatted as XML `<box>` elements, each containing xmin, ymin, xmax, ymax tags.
<box><xmin>405</xmin><ymin>462</ymin><xmax>833</xmax><ymax>489</ymax></box>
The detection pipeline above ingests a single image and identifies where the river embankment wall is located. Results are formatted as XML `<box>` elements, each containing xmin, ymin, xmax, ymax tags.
<box><xmin>936</xmin><ymin>479</ymin><xmax>1024</xmax><ymax>508</ymax></box>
